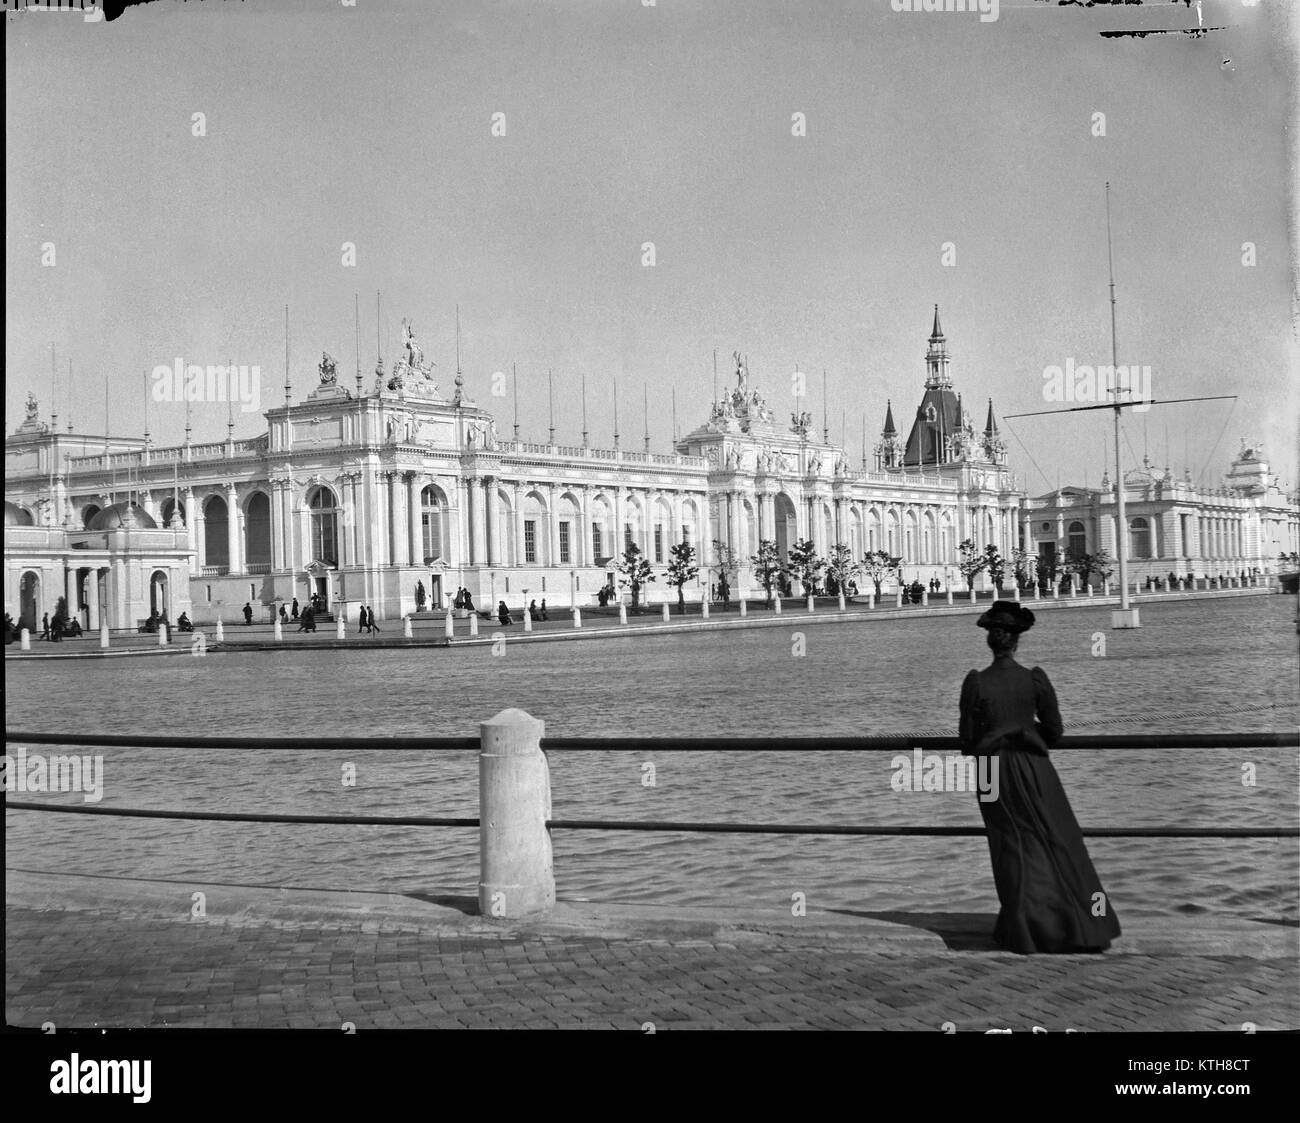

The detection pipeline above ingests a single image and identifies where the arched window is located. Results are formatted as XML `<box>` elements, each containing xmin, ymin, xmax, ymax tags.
<box><xmin>1129</xmin><ymin>517</ymin><xmax>1151</xmax><ymax>560</ymax></box>
<box><xmin>245</xmin><ymin>492</ymin><xmax>272</xmax><ymax>569</ymax></box>
<box><xmin>421</xmin><ymin>485</ymin><xmax>444</xmax><ymax>563</ymax></box>
<box><xmin>160</xmin><ymin>497</ymin><xmax>185</xmax><ymax>528</ymax></box>
<box><xmin>308</xmin><ymin>486</ymin><xmax>339</xmax><ymax>566</ymax></box>
<box><xmin>203</xmin><ymin>494</ymin><xmax>229</xmax><ymax>570</ymax></box>
<box><xmin>1068</xmin><ymin>520</ymin><xmax>1086</xmax><ymax>558</ymax></box>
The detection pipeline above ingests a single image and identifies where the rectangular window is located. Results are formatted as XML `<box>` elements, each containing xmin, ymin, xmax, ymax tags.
<box><xmin>559</xmin><ymin>521</ymin><xmax>571</xmax><ymax>564</ymax></box>
<box><xmin>592</xmin><ymin>523</ymin><xmax>602</xmax><ymax>559</ymax></box>
<box><xmin>524</xmin><ymin>520</ymin><xmax>537</xmax><ymax>564</ymax></box>
<box><xmin>423</xmin><ymin>511</ymin><xmax>441</xmax><ymax>562</ymax></box>
<box><xmin>206</xmin><ymin>585</ymin><xmax>212</xmax><ymax>603</ymax></box>
<box><xmin>542</xmin><ymin>577</ymin><xmax>547</xmax><ymax>592</ymax></box>
<box><xmin>505</xmin><ymin>577</ymin><xmax>510</xmax><ymax>593</ymax></box>
<box><xmin>654</xmin><ymin>524</ymin><xmax>664</xmax><ymax>563</ymax></box>
<box><xmin>250</xmin><ymin>584</ymin><xmax>256</xmax><ymax>600</ymax></box>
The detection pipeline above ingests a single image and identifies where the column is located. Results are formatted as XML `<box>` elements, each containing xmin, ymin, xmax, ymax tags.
<box><xmin>87</xmin><ymin>567</ymin><xmax>101</xmax><ymax>628</ymax></box>
<box><xmin>340</xmin><ymin>475</ymin><xmax>355</xmax><ymax>568</ymax></box>
<box><xmin>185</xmin><ymin>488</ymin><xmax>199</xmax><ymax>575</ymax></box>
<box><xmin>226</xmin><ymin>484</ymin><xmax>240</xmax><ymax>575</ymax></box>
<box><xmin>65</xmin><ymin>565</ymin><xmax>78</xmax><ymax>621</ymax></box>
<box><xmin>387</xmin><ymin>471</ymin><xmax>402</xmax><ymax>567</ymax></box>
<box><xmin>578</xmin><ymin>486</ymin><xmax>590</xmax><ymax>567</ymax></box>
<box><xmin>470</xmin><ymin>477</ymin><xmax>487</xmax><ymax>565</ymax></box>
<box><xmin>512</xmin><ymin>483</ymin><xmax>525</xmax><ymax>567</ymax></box>
<box><xmin>486</xmin><ymin>478</ymin><xmax>501</xmax><ymax>567</ymax></box>
<box><xmin>547</xmin><ymin>485</ymin><xmax>560</xmax><ymax>567</ymax></box>
<box><xmin>408</xmin><ymin>473</ymin><xmax>421</xmax><ymax>567</ymax></box>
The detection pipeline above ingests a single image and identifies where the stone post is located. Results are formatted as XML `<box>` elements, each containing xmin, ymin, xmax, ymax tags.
<box><xmin>838</xmin><ymin>591</ymin><xmax>846</xmax><ymax>612</ymax></box>
<box><xmin>1051</xmin><ymin>583</ymin><xmax>1059</xmax><ymax>599</ymax></box>
<box><xmin>478</xmin><ymin>708</ymin><xmax>554</xmax><ymax>919</ymax></box>
<box><xmin>740</xmin><ymin>598</ymin><xmax>748</xmax><ymax>617</ymax></box>
<box><xmin>100</xmin><ymin>622</ymin><xmax>110</xmax><ymax>649</ymax></box>
<box><xmin>274</xmin><ymin>619</ymin><xmax>283</xmax><ymax>642</ymax></box>
<box><xmin>216</xmin><ymin>618</ymin><xmax>224</xmax><ymax>641</ymax></box>
<box><xmin>921</xmin><ymin>591</ymin><xmax>929</xmax><ymax>606</ymax></box>
<box><xmin>523</xmin><ymin>608</ymin><xmax>533</xmax><ymax>632</ymax></box>
<box><xmin>445</xmin><ymin>609</ymin><xmax>454</xmax><ymax>638</ymax></box>
<box><xmin>946</xmin><ymin>589</ymin><xmax>954</xmax><ymax>606</ymax></box>
<box><xmin>807</xmin><ymin>594</ymin><xmax>815</xmax><ymax>613</ymax></box>
<box><xmin>701</xmin><ymin>597</ymin><xmax>709</xmax><ymax>619</ymax></box>
<box><xmin>895</xmin><ymin>589</ymin><xmax>903</xmax><ymax>608</ymax></box>
<box><xmin>661</xmin><ymin>603</ymin><xmax>670</xmax><ymax>623</ymax></box>
<box><xmin>1012</xmin><ymin>586</ymin><xmax>1021</xmax><ymax>603</ymax></box>
<box><xmin>20</xmin><ymin>628</ymin><xmax>30</xmax><ymax>650</ymax></box>
<box><xmin>770</xmin><ymin>598</ymin><xmax>778</xmax><ymax>615</ymax></box>
<box><xmin>470</xmin><ymin>613</ymin><xmax>480</xmax><ymax>636</ymax></box>
<box><xmin>618</xmin><ymin>603</ymin><xmax>628</xmax><ymax>625</ymax></box>
<box><xmin>336</xmin><ymin>616</ymin><xmax>345</xmax><ymax>640</ymax></box>
<box><xmin>403</xmin><ymin>616</ymin><xmax>413</xmax><ymax>638</ymax></box>
<box><xmin>1032</xmin><ymin>585</ymin><xmax>1040</xmax><ymax>601</ymax></box>
<box><xmin>159</xmin><ymin>623</ymin><xmax>168</xmax><ymax>646</ymax></box>
<box><xmin>572</xmin><ymin>607</ymin><xmax>581</xmax><ymax>628</ymax></box>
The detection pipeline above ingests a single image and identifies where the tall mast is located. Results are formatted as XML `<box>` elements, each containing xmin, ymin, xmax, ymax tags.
<box><xmin>1106</xmin><ymin>182</ymin><xmax>1134</xmax><ymax>623</ymax></box>
<box><xmin>284</xmin><ymin>304</ymin><xmax>293</xmax><ymax>453</ymax></box>
<box><xmin>67</xmin><ymin>358</ymin><xmax>73</xmax><ymax>432</ymax></box>
<box><xmin>513</xmin><ymin>363</ymin><xmax>520</xmax><ymax>440</ymax></box>
<box><xmin>50</xmin><ymin>343</ymin><xmax>58</xmax><ymax>432</ymax></box>
<box><xmin>355</xmin><ymin>292</ymin><xmax>362</xmax><ymax>398</ymax></box>
<box><xmin>643</xmin><ymin>382</ymin><xmax>649</xmax><ymax>453</ymax></box>
<box><xmin>549</xmin><ymin>369</ymin><xmax>556</xmax><ymax>446</ymax></box>
<box><xmin>455</xmin><ymin>304</ymin><xmax>462</xmax><ymax>378</ymax></box>
<box><xmin>613</xmin><ymin>376</ymin><xmax>620</xmax><ymax>449</ymax></box>
<box><xmin>822</xmin><ymin>369</ymin><xmax>828</xmax><ymax>444</ymax></box>
<box><xmin>581</xmin><ymin>372</ymin><xmax>589</xmax><ymax>447</ymax></box>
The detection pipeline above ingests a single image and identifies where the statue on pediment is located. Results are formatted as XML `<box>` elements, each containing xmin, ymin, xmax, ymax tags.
<box><xmin>26</xmin><ymin>392</ymin><xmax>39</xmax><ymax>422</ymax></box>
<box><xmin>791</xmin><ymin>410</ymin><xmax>813</xmax><ymax>437</ymax></box>
<box><xmin>318</xmin><ymin>352</ymin><xmax>338</xmax><ymax>385</ymax></box>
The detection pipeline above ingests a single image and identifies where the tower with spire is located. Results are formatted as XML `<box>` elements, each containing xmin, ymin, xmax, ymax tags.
<box><xmin>873</xmin><ymin>399</ymin><xmax>903</xmax><ymax>470</ymax></box>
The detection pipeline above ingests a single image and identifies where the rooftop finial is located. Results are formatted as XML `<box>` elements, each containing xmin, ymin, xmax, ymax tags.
<box><xmin>930</xmin><ymin>303</ymin><xmax>944</xmax><ymax>340</ymax></box>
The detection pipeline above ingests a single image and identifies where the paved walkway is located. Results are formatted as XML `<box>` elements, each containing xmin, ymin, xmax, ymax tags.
<box><xmin>4</xmin><ymin>586</ymin><xmax>1274</xmax><ymax>658</ymax></box>
<box><xmin>7</xmin><ymin>872</ymin><xmax>1296</xmax><ymax>1031</ymax></box>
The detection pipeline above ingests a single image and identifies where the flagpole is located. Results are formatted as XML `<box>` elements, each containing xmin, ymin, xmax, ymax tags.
<box><xmin>1107</xmin><ymin>182</ymin><xmax>1137</xmax><ymax>627</ymax></box>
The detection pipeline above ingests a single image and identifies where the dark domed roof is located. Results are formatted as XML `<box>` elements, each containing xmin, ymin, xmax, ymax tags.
<box><xmin>88</xmin><ymin>502</ymin><xmax>157</xmax><ymax>530</ymax></box>
<box><xmin>4</xmin><ymin>501</ymin><xmax>34</xmax><ymax>527</ymax></box>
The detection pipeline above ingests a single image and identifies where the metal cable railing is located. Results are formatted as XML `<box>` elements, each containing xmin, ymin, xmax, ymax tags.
<box><xmin>5</xmin><ymin>730</ymin><xmax>1296</xmax><ymax>838</ymax></box>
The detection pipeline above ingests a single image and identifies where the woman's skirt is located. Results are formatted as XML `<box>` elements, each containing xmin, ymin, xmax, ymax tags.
<box><xmin>976</xmin><ymin>748</ymin><xmax>1121</xmax><ymax>953</ymax></box>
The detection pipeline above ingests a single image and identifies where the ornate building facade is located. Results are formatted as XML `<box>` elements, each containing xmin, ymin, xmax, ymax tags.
<box><xmin>1024</xmin><ymin>443</ymin><xmax>1300</xmax><ymax>586</ymax></box>
<box><xmin>6</xmin><ymin>309</ymin><xmax>1028</xmax><ymax>629</ymax></box>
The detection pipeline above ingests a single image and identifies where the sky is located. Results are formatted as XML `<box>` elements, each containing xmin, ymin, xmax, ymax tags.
<box><xmin>6</xmin><ymin>0</ymin><xmax>1297</xmax><ymax>496</ymax></box>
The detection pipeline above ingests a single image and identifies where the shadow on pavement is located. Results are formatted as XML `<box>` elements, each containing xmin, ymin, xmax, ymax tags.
<box><xmin>827</xmin><ymin>909</ymin><xmax>999</xmax><ymax>950</ymax></box>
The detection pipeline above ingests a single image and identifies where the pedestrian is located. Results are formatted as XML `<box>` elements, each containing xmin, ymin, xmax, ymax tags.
<box><xmin>243</xmin><ymin>602</ymin><xmax>253</xmax><ymax>626</ymax></box>
<box><xmin>958</xmin><ymin>600</ymin><xmax>1120</xmax><ymax>954</ymax></box>
<box><xmin>529</xmin><ymin>599</ymin><xmax>540</xmax><ymax>621</ymax></box>
<box><xmin>367</xmin><ymin>605</ymin><xmax>380</xmax><ymax>633</ymax></box>
<box><xmin>497</xmin><ymin>600</ymin><xmax>512</xmax><ymax>626</ymax></box>
<box><xmin>40</xmin><ymin>612</ymin><xmax>50</xmax><ymax>640</ymax></box>
<box><xmin>358</xmin><ymin>605</ymin><xmax>368</xmax><ymax>634</ymax></box>
<box><xmin>297</xmin><ymin>607</ymin><xmax>315</xmax><ymax>632</ymax></box>
<box><xmin>279</xmin><ymin>605</ymin><xmax>289</xmax><ymax>624</ymax></box>
<box><xmin>540</xmin><ymin>598</ymin><xmax>548</xmax><ymax>620</ymax></box>
<box><xmin>291</xmin><ymin>597</ymin><xmax>299</xmax><ymax>620</ymax></box>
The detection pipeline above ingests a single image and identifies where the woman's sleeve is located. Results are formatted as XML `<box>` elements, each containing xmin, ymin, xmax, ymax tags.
<box><xmin>1031</xmin><ymin>666</ymin><xmax>1064</xmax><ymax>748</ymax></box>
<box><xmin>958</xmin><ymin>670</ymin><xmax>980</xmax><ymax>753</ymax></box>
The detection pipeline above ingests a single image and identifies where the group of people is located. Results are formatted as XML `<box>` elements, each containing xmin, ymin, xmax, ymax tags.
<box><xmin>356</xmin><ymin>605</ymin><xmax>382</xmax><ymax>634</ymax></box>
<box><xmin>138</xmin><ymin>610</ymin><xmax>192</xmax><ymax>634</ymax></box>
<box><xmin>452</xmin><ymin>587</ymin><xmax>476</xmax><ymax>612</ymax></box>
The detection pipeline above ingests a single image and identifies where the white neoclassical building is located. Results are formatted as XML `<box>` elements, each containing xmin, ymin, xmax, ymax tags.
<box><xmin>6</xmin><ymin>308</ymin><xmax>1029</xmax><ymax>629</ymax></box>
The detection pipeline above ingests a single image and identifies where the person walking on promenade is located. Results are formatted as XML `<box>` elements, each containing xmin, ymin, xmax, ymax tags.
<box><xmin>297</xmin><ymin>607</ymin><xmax>316</xmax><ymax>633</ymax></box>
<box><xmin>279</xmin><ymin>605</ymin><xmax>289</xmax><ymax>625</ymax></box>
<box><xmin>40</xmin><ymin>612</ymin><xmax>51</xmax><ymax>641</ymax></box>
<box><xmin>540</xmin><ymin>598</ymin><xmax>548</xmax><ymax>620</ymax></box>
<box><xmin>497</xmin><ymin>600</ymin><xmax>512</xmax><ymax>626</ymax></box>
<box><xmin>358</xmin><ymin>605</ymin><xmax>369</xmax><ymax>635</ymax></box>
<box><xmin>958</xmin><ymin>601</ymin><xmax>1121</xmax><ymax>954</ymax></box>
<box><xmin>367</xmin><ymin>605</ymin><xmax>380</xmax><ymax>633</ymax></box>
<box><xmin>529</xmin><ymin>599</ymin><xmax>540</xmax><ymax>621</ymax></box>
<box><xmin>243</xmin><ymin>602</ymin><xmax>254</xmax><ymax>626</ymax></box>
<box><xmin>291</xmin><ymin>597</ymin><xmax>299</xmax><ymax>621</ymax></box>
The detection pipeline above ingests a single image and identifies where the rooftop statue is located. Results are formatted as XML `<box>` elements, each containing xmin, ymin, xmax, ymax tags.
<box><xmin>318</xmin><ymin>352</ymin><xmax>338</xmax><ymax>385</ymax></box>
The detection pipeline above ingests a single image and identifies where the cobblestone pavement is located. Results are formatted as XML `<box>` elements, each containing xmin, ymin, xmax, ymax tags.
<box><xmin>7</xmin><ymin>906</ymin><xmax>1295</xmax><ymax>1031</ymax></box>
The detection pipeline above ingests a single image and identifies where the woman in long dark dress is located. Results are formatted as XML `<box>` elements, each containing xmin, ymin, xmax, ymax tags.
<box><xmin>959</xmin><ymin>601</ymin><xmax>1120</xmax><ymax>954</ymax></box>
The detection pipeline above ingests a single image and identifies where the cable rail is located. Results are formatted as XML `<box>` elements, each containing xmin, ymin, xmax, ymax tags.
<box><xmin>5</xmin><ymin>731</ymin><xmax>1298</xmax><ymax>752</ymax></box>
<box><xmin>5</xmin><ymin>730</ymin><xmax>1295</xmax><ymax>840</ymax></box>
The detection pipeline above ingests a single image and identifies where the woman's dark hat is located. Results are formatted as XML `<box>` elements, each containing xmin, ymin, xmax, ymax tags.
<box><xmin>976</xmin><ymin>600</ymin><xmax>1036</xmax><ymax>633</ymax></box>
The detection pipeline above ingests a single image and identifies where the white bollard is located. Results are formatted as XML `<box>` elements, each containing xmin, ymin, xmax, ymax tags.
<box><xmin>701</xmin><ymin>598</ymin><xmax>709</xmax><ymax>619</ymax></box>
<box><xmin>618</xmin><ymin>603</ymin><xmax>628</xmax><ymax>625</ymax></box>
<box><xmin>403</xmin><ymin>616</ymin><xmax>413</xmax><ymax>638</ymax></box>
<box><xmin>1032</xmin><ymin>585</ymin><xmax>1040</xmax><ymax>601</ymax></box>
<box><xmin>523</xmin><ymin>608</ymin><xmax>533</xmax><ymax>632</ymax></box>
<box><xmin>770</xmin><ymin>598</ymin><xmax>778</xmax><ymax>615</ymax></box>
<box><xmin>1070</xmin><ymin>578</ymin><xmax>1077</xmax><ymax>598</ymax></box>
<box><xmin>159</xmin><ymin>623</ymin><xmax>168</xmax><ymax>646</ymax></box>
<box><xmin>922</xmin><ymin>591</ymin><xmax>929</xmax><ymax>606</ymax></box>
<box><xmin>740</xmin><ymin>598</ymin><xmax>748</xmax><ymax>617</ymax></box>
<box><xmin>445</xmin><ymin>610</ymin><xmax>454</xmax><ymax>638</ymax></box>
<box><xmin>895</xmin><ymin>590</ymin><xmax>903</xmax><ymax>608</ymax></box>
<box><xmin>478</xmin><ymin>708</ymin><xmax>555</xmax><ymax>919</ymax></box>
<box><xmin>20</xmin><ymin>628</ymin><xmax>31</xmax><ymax>651</ymax></box>
<box><xmin>274</xmin><ymin>619</ymin><xmax>283</xmax><ymax>642</ymax></box>
<box><xmin>1051</xmin><ymin>583</ymin><xmax>1059</xmax><ymax>599</ymax></box>
<box><xmin>572</xmin><ymin>607</ymin><xmax>581</xmax><ymax>628</ymax></box>
<box><xmin>807</xmin><ymin>594</ymin><xmax>815</xmax><ymax>613</ymax></box>
<box><xmin>662</xmin><ymin>603</ymin><xmax>670</xmax><ymax>623</ymax></box>
<box><xmin>100</xmin><ymin>622</ymin><xmax>110</xmax><ymax>649</ymax></box>
<box><xmin>838</xmin><ymin>592</ymin><xmax>846</xmax><ymax>612</ymax></box>
<box><xmin>470</xmin><ymin>613</ymin><xmax>480</xmax><ymax>636</ymax></box>
<box><xmin>946</xmin><ymin>589</ymin><xmax>954</xmax><ymax>606</ymax></box>
<box><xmin>1012</xmin><ymin>586</ymin><xmax>1021</xmax><ymax>603</ymax></box>
<box><xmin>866</xmin><ymin>593</ymin><xmax>874</xmax><ymax>610</ymax></box>
<box><xmin>968</xmin><ymin>588</ymin><xmax>976</xmax><ymax>604</ymax></box>
<box><xmin>1086</xmin><ymin>583</ymin><xmax>1094</xmax><ymax>597</ymax></box>
<box><xmin>215</xmin><ymin>618</ymin><xmax>225</xmax><ymax>641</ymax></box>
<box><xmin>334</xmin><ymin>616</ymin><xmax>344</xmax><ymax>639</ymax></box>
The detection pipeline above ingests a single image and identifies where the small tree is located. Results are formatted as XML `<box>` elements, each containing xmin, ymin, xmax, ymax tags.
<box><xmin>982</xmin><ymin>544</ymin><xmax>1005</xmax><ymax>590</ymax></box>
<box><xmin>1065</xmin><ymin>547</ymin><xmax>1112</xmax><ymax>589</ymax></box>
<box><xmin>750</xmin><ymin>540</ymin><xmax>787</xmax><ymax>606</ymax></box>
<box><xmin>665</xmin><ymin>541</ymin><xmax>699</xmax><ymax>614</ymax></box>
<box><xmin>824</xmin><ymin>542</ymin><xmax>858</xmax><ymax>596</ymax></box>
<box><xmin>787</xmin><ymin>537</ymin><xmax>826</xmax><ymax>595</ymax></box>
<box><xmin>957</xmin><ymin>538</ymin><xmax>988</xmax><ymax>590</ymax></box>
<box><xmin>615</xmin><ymin>542</ymin><xmax>656</xmax><ymax>609</ymax></box>
<box><xmin>1009</xmin><ymin>547</ymin><xmax>1035</xmax><ymax>591</ymax></box>
<box><xmin>712</xmin><ymin>539</ymin><xmax>738</xmax><ymax>605</ymax></box>
<box><xmin>860</xmin><ymin>549</ymin><xmax>896</xmax><ymax>597</ymax></box>
<box><xmin>1035</xmin><ymin>552</ymin><xmax>1060</xmax><ymax>593</ymax></box>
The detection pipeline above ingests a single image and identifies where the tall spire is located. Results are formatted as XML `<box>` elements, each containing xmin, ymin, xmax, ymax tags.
<box><xmin>882</xmin><ymin>399</ymin><xmax>896</xmax><ymax>435</ymax></box>
<box><xmin>924</xmin><ymin>305</ymin><xmax>952</xmax><ymax>389</ymax></box>
<box><xmin>983</xmin><ymin>398</ymin><xmax>998</xmax><ymax>436</ymax></box>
